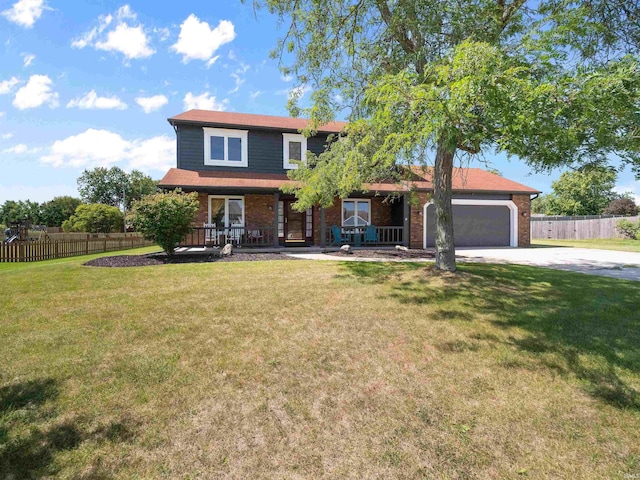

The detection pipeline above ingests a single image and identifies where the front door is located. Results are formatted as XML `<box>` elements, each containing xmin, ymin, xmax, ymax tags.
<box><xmin>284</xmin><ymin>200</ymin><xmax>306</xmax><ymax>243</ymax></box>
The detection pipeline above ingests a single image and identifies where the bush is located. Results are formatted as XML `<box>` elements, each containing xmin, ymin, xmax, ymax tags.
<box><xmin>130</xmin><ymin>190</ymin><xmax>199</xmax><ymax>255</ymax></box>
<box><xmin>604</xmin><ymin>197</ymin><xmax>639</xmax><ymax>216</ymax></box>
<box><xmin>62</xmin><ymin>204</ymin><xmax>123</xmax><ymax>233</ymax></box>
<box><xmin>616</xmin><ymin>219</ymin><xmax>640</xmax><ymax>240</ymax></box>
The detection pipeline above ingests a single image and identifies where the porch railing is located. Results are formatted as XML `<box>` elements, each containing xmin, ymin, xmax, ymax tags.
<box><xmin>326</xmin><ymin>226</ymin><xmax>404</xmax><ymax>246</ymax></box>
<box><xmin>182</xmin><ymin>226</ymin><xmax>276</xmax><ymax>248</ymax></box>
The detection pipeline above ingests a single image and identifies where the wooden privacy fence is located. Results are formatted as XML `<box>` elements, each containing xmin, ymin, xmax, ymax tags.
<box><xmin>0</xmin><ymin>236</ymin><xmax>154</xmax><ymax>262</ymax></box>
<box><xmin>531</xmin><ymin>215</ymin><xmax>639</xmax><ymax>240</ymax></box>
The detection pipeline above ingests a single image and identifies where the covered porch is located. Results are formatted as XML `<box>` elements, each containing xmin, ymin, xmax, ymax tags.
<box><xmin>180</xmin><ymin>191</ymin><xmax>410</xmax><ymax>248</ymax></box>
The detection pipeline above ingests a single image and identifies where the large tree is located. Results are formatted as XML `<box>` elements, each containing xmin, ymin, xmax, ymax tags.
<box><xmin>0</xmin><ymin>200</ymin><xmax>42</xmax><ymax>226</ymax></box>
<box><xmin>77</xmin><ymin>167</ymin><xmax>158</xmax><ymax>209</ymax></box>
<box><xmin>255</xmin><ymin>0</ymin><xmax>640</xmax><ymax>271</ymax></box>
<box><xmin>531</xmin><ymin>166</ymin><xmax>619</xmax><ymax>215</ymax></box>
<box><xmin>40</xmin><ymin>196</ymin><xmax>83</xmax><ymax>227</ymax></box>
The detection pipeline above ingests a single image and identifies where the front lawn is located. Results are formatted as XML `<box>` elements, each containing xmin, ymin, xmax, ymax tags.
<box><xmin>533</xmin><ymin>238</ymin><xmax>640</xmax><ymax>252</ymax></box>
<box><xmin>1</xmin><ymin>253</ymin><xmax>639</xmax><ymax>479</ymax></box>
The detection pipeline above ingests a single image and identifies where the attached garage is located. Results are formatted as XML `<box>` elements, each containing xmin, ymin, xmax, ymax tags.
<box><xmin>424</xmin><ymin>199</ymin><xmax>519</xmax><ymax>248</ymax></box>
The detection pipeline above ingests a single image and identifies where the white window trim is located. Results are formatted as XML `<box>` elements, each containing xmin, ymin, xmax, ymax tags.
<box><xmin>341</xmin><ymin>198</ymin><xmax>372</xmax><ymax>227</ymax></box>
<box><xmin>204</xmin><ymin>127</ymin><xmax>248</xmax><ymax>167</ymax></box>
<box><xmin>208</xmin><ymin>195</ymin><xmax>246</xmax><ymax>227</ymax></box>
<box><xmin>282</xmin><ymin>133</ymin><xmax>307</xmax><ymax>170</ymax></box>
<box><xmin>422</xmin><ymin>199</ymin><xmax>519</xmax><ymax>249</ymax></box>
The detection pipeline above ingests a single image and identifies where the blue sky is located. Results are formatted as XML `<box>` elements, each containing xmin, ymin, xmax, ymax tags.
<box><xmin>0</xmin><ymin>0</ymin><xmax>638</xmax><ymax>204</ymax></box>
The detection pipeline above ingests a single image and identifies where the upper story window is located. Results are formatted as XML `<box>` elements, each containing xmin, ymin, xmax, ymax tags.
<box><xmin>204</xmin><ymin>127</ymin><xmax>248</xmax><ymax>167</ymax></box>
<box><xmin>283</xmin><ymin>133</ymin><xmax>307</xmax><ymax>170</ymax></box>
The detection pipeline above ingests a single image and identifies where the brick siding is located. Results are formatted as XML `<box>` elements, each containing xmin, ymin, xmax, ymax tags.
<box><xmin>409</xmin><ymin>192</ymin><xmax>430</xmax><ymax>249</ymax></box>
<box><xmin>512</xmin><ymin>194</ymin><xmax>531</xmax><ymax>247</ymax></box>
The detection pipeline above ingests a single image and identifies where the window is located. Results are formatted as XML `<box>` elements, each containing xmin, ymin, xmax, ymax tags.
<box><xmin>208</xmin><ymin>196</ymin><xmax>245</xmax><ymax>227</ymax></box>
<box><xmin>204</xmin><ymin>128</ymin><xmax>248</xmax><ymax>167</ymax></box>
<box><xmin>342</xmin><ymin>199</ymin><xmax>370</xmax><ymax>227</ymax></box>
<box><xmin>283</xmin><ymin>133</ymin><xmax>307</xmax><ymax>169</ymax></box>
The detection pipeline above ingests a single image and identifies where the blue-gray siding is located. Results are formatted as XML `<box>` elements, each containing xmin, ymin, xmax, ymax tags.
<box><xmin>176</xmin><ymin>125</ymin><xmax>330</xmax><ymax>174</ymax></box>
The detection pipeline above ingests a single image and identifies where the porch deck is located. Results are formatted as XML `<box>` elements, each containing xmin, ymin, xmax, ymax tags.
<box><xmin>179</xmin><ymin>225</ymin><xmax>406</xmax><ymax>249</ymax></box>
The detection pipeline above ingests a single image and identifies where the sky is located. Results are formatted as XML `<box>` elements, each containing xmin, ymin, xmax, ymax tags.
<box><xmin>0</xmin><ymin>0</ymin><xmax>638</xmax><ymax>205</ymax></box>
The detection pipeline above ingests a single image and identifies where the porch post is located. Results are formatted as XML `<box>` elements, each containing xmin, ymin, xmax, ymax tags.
<box><xmin>320</xmin><ymin>207</ymin><xmax>326</xmax><ymax>248</ymax></box>
<box><xmin>273</xmin><ymin>192</ymin><xmax>279</xmax><ymax>247</ymax></box>
<box><xmin>403</xmin><ymin>193</ymin><xmax>410</xmax><ymax>247</ymax></box>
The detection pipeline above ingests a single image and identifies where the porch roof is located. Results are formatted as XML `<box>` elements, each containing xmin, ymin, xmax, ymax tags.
<box><xmin>158</xmin><ymin>168</ymin><xmax>541</xmax><ymax>194</ymax></box>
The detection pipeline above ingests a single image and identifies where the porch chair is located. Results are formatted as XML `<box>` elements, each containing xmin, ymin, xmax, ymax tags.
<box><xmin>363</xmin><ymin>224</ymin><xmax>378</xmax><ymax>244</ymax></box>
<box><xmin>331</xmin><ymin>225</ymin><xmax>349</xmax><ymax>246</ymax></box>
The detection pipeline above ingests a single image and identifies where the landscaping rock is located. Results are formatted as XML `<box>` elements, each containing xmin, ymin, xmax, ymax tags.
<box><xmin>340</xmin><ymin>244</ymin><xmax>352</xmax><ymax>254</ymax></box>
<box><xmin>395</xmin><ymin>245</ymin><xmax>409</xmax><ymax>252</ymax></box>
<box><xmin>222</xmin><ymin>243</ymin><xmax>233</xmax><ymax>256</ymax></box>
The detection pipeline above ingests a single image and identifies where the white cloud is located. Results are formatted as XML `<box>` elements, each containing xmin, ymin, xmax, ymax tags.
<box><xmin>228</xmin><ymin>63</ymin><xmax>250</xmax><ymax>94</ymax></box>
<box><xmin>128</xmin><ymin>136</ymin><xmax>174</xmax><ymax>171</ymax></box>
<box><xmin>1</xmin><ymin>132</ymin><xmax>14</xmax><ymax>139</ymax></box>
<box><xmin>135</xmin><ymin>94</ymin><xmax>168</xmax><ymax>113</ymax></box>
<box><xmin>183</xmin><ymin>91</ymin><xmax>227</xmax><ymax>111</ymax></box>
<box><xmin>2</xmin><ymin>0</ymin><xmax>48</xmax><ymax>28</ymax></box>
<box><xmin>12</xmin><ymin>74</ymin><xmax>58</xmax><ymax>109</ymax></box>
<box><xmin>40</xmin><ymin>128</ymin><xmax>175</xmax><ymax>172</ymax></box>
<box><xmin>22</xmin><ymin>53</ymin><xmax>35</xmax><ymax>67</ymax></box>
<box><xmin>0</xmin><ymin>76</ymin><xmax>20</xmax><ymax>95</ymax></box>
<box><xmin>249</xmin><ymin>90</ymin><xmax>262</xmax><ymax>100</ymax></box>
<box><xmin>3</xmin><ymin>143</ymin><xmax>40</xmax><ymax>154</ymax></box>
<box><xmin>280</xmin><ymin>73</ymin><xmax>293</xmax><ymax>82</ymax></box>
<box><xmin>96</xmin><ymin>23</ymin><xmax>154</xmax><ymax>60</ymax></box>
<box><xmin>66</xmin><ymin>90</ymin><xmax>127</xmax><ymax>110</ymax></box>
<box><xmin>72</xmin><ymin>5</ymin><xmax>154</xmax><ymax>61</ymax></box>
<box><xmin>171</xmin><ymin>15</ymin><xmax>235</xmax><ymax>64</ymax></box>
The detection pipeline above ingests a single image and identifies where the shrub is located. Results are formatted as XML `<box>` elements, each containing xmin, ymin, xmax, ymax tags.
<box><xmin>62</xmin><ymin>204</ymin><xmax>123</xmax><ymax>233</ymax></box>
<box><xmin>130</xmin><ymin>190</ymin><xmax>199</xmax><ymax>255</ymax></box>
<box><xmin>604</xmin><ymin>197</ymin><xmax>639</xmax><ymax>216</ymax></box>
<box><xmin>616</xmin><ymin>219</ymin><xmax>640</xmax><ymax>240</ymax></box>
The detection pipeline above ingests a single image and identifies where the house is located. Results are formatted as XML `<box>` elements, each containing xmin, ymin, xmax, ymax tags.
<box><xmin>158</xmin><ymin>110</ymin><xmax>541</xmax><ymax>249</ymax></box>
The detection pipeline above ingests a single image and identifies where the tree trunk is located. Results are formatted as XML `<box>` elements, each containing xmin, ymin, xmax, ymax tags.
<box><xmin>433</xmin><ymin>141</ymin><xmax>456</xmax><ymax>271</ymax></box>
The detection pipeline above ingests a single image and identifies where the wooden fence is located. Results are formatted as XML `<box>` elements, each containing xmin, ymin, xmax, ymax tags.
<box><xmin>0</xmin><ymin>236</ymin><xmax>154</xmax><ymax>262</ymax></box>
<box><xmin>531</xmin><ymin>215</ymin><xmax>639</xmax><ymax>240</ymax></box>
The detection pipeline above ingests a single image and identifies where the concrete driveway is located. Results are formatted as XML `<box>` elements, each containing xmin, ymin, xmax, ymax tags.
<box><xmin>456</xmin><ymin>247</ymin><xmax>640</xmax><ymax>281</ymax></box>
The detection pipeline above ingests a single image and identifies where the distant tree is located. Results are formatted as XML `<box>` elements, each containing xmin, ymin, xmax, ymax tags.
<box><xmin>604</xmin><ymin>197</ymin><xmax>639</xmax><ymax>216</ymax></box>
<box><xmin>131</xmin><ymin>190</ymin><xmax>199</xmax><ymax>255</ymax></box>
<box><xmin>128</xmin><ymin>170</ymin><xmax>158</xmax><ymax>209</ymax></box>
<box><xmin>77</xmin><ymin>167</ymin><xmax>157</xmax><ymax>209</ymax></box>
<box><xmin>540</xmin><ymin>167</ymin><xmax>619</xmax><ymax>216</ymax></box>
<box><xmin>0</xmin><ymin>200</ymin><xmax>42</xmax><ymax>225</ymax></box>
<box><xmin>531</xmin><ymin>194</ymin><xmax>558</xmax><ymax>215</ymax></box>
<box><xmin>40</xmin><ymin>196</ymin><xmax>83</xmax><ymax>227</ymax></box>
<box><xmin>62</xmin><ymin>204</ymin><xmax>123</xmax><ymax>233</ymax></box>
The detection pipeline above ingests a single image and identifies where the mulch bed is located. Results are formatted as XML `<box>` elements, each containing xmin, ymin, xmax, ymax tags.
<box><xmin>325</xmin><ymin>249</ymin><xmax>436</xmax><ymax>259</ymax></box>
<box><xmin>84</xmin><ymin>252</ymin><xmax>299</xmax><ymax>267</ymax></box>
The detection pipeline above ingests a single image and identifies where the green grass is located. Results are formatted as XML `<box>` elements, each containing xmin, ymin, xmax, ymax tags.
<box><xmin>1</xmin><ymin>252</ymin><xmax>639</xmax><ymax>479</ymax></box>
<box><xmin>533</xmin><ymin>238</ymin><xmax>640</xmax><ymax>252</ymax></box>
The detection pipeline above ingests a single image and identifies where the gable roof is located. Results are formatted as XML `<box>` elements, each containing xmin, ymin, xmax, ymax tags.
<box><xmin>168</xmin><ymin>110</ymin><xmax>348</xmax><ymax>134</ymax></box>
<box><xmin>159</xmin><ymin>167</ymin><xmax>541</xmax><ymax>194</ymax></box>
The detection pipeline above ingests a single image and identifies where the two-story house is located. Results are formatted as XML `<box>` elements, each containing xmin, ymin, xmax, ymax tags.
<box><xmin>158</xmin><ymin>110</ymin><xmax>540</xmax><ymax>249</ymax></box>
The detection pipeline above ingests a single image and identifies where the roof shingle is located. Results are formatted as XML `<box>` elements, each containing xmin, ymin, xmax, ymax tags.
<box><xmin>168</xmin><ymin>110</ymin><xmax>348</xmax><ymax>134</ymax></box>
<box><xmin>158</xmin><ymin>167</ymin><xmax>540</xmax><ymax>194</ymax></box>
